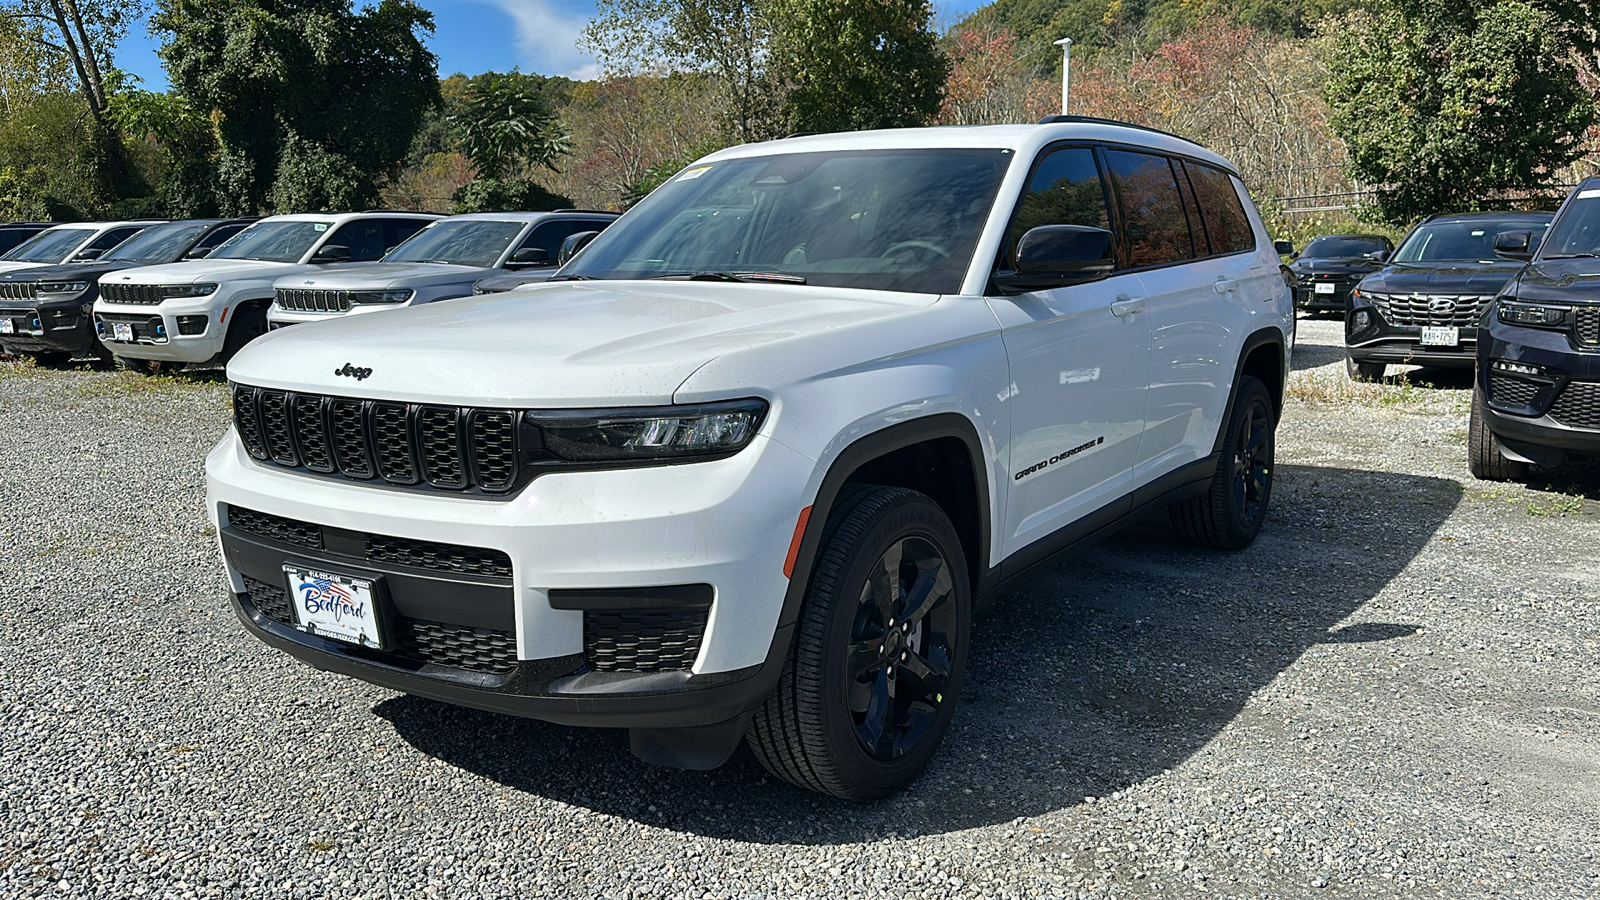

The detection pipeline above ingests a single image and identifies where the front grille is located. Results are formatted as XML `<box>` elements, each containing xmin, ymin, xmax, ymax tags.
<box><xmin>584</xmin><ymin>609</ymin><xmax>708</xmax><ymax>672</ymax></box>
<box><xmin>231</xmin><ymin>384</ymin><xmax>522</xmax><ymax>495</ymax></box>
<box><xmin>276</xmin><ymin>288</ymin><xmax>352</xmax><ymax>313</ymax></box>
<box><xmin>240</xmin><ymin>575</ymin><xmax>517</xmax><ymax>674</ymax></box>
<box><xmin>1549</xmin><ymin>381</ymin><xmax>1600</xmax><ymax>429</ymax></box>
<box><xmin>1488</xmin><ymin>374</ymin><xmax>1541</xmax><ymax>409</ymax></box>
<box><xmin>1370</xmin><ymin>293</ymin><xmax>1487</xmax><ymax>327</ymax></box>
<box><xmin>226</xmin><ymin>504</ymin><xmax>513</xmax><ymax>580</ymax></box>
<box><xmin>95</xmin><ymin>312</ymin><xmax>166</xmax><ymax>343</ymax></box>
<box><xmin>1576</xmin><ymin>307</ymin><xmax>1599</xmax><ymax>346</ymax></box>
<box><xmin>0</xmin><ymin>282</ymin><xmax>39</xmax><ymax>301</ymax></box>
<box><xmin>101</xmin><ymin>283</ymin><xmax>174</xmax><ymax>305</ymax></box>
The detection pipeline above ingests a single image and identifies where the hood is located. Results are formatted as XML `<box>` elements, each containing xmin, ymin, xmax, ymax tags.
<box><xmin>1508</xmin><ymin>257</ymin><xmax>1600</xmax><ymax>304</ymax></box>
<box><xmin>228</xmin><ymin>280</ymin><xmax>935</xmax><ymax>406</ymax></box>
<box><xmin>0</xmin><ymin>260</ymin><xmax>143</xmax><ymax>283</ymax></box>
<box><xmin>0</xmin><ymin>261</ymin><xmax>46</xmax><ymax>275</ymax></box>
<box><xmin>108</xmin><ymin>258</ymin><xmax>319</xmax><ymax>285</ymax></box>
<box><xmin>1358</xmin><ymin>260</ymin><xmax>1524</xmax><ymax>296</ymax></box>
<box><xmin>473</xmin><ymin>270</ymin><xmax>558</xmax><ymax>293</ymax></box>
<box><xmin>1291</xmin><ymin>256</ymin><xmax>1383</xmax><ymax>276</ymax></box>
<box><xmin>277</xmin><ymin>262</ymin><xmax>491</xmax><ymax>291</ymax></box>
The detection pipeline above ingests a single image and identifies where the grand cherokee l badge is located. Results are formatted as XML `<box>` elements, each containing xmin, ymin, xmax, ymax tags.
<box><xmin>335</xmin><ymin>363</ymin><xmax>373</xmax><ymax>380</ymax></box>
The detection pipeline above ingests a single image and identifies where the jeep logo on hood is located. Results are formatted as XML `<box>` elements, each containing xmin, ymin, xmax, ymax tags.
<box><xmin>335</xmin><ymin>363</ymin><xmax>373</xmax><ymax>381</ymax></box>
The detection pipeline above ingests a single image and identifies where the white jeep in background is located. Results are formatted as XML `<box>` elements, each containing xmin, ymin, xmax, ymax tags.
<box><xmin>0</xmin><ymin>220</ymin><xmax>163</xmax><ymax>275</ymax></box>
<box><xmin>93</xmin><ymin>211</ymin><xmax>438</xmax><ymax>372</ymax></box>
<box><xmin>267</xmin><ymin>211</ymin><xmax>617</xmax><ymax>329</ymax></box>
<box><xmin>206</xmin><ymin>118</ymin><xmax>1293</xmax><ymax>800</ymax></box>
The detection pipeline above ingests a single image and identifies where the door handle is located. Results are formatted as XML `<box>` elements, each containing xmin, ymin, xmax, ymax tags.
<box><xmin>1214</xmin><ymin>277</ymin><xmax>1238</xmax><ymax>294</ymax></box>
<box><xmin>1110</xmin><ymin>294</ymin><xmax>1145</xmax><ymax>317</ymax></box>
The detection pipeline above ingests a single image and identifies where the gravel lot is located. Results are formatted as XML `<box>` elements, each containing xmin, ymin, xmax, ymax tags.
<box><xmin>2</xmin><ymin>318</ymin><xmax>1598</xmax><ymax>899</ymax></box>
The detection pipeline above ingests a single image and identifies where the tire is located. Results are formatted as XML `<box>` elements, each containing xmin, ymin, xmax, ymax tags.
<box><xmin>1468</xmin><ymin>387</ymin><xmax>1529</xmax><ymax>481</ymax></box>
<box><xmin>1346</xmin><ymin>356</ymin><xmax>1386</xmax><ymax>382</ymax></box>
<box><xmin>114</xmin><ymin>355</ymin><xmax>175</xmax><ymax>376</ymax></box>
<box><xmin>1169</xmin><ymin>375</ymin><xmax>1276</xmax><ymax>550</ymax></box>
<box><xmin>220</xmin><ymin>301</ymin><xmax>268</xmax><ymax>363</ymax></box>
<box><xmin>26</xmin><ymin>351</ymin><xmax>72</xmax><ymax>367</ymax></box>
<box><xmin>746</xmin><ymin>485</ymin><xmax>971</xmax><ymax>801</ymax></box>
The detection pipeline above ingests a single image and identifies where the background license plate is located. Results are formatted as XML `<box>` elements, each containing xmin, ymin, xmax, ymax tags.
<box><xmin>0</xmin><ymin>319</ymin><xmax>12</xmax><ymax>334</ymax></box>
<box><xmin>284</xmin><ymin>565</ymin><xmax>382</xmax><ymax>648</ymax></box>
<box><xmin>112</xmin><ymin>322</ymin><xmax>134</xmax><ymax>341</ymax></box>
<box><xmin>1420</xmin><ymin>326</ymin><xmax>1459</xmax><ymax>346</ymax></box>
<box><xmin>1315</xmin><ymin>282</ymin><xmax>1336</xmax><ymax>294</ymax></box>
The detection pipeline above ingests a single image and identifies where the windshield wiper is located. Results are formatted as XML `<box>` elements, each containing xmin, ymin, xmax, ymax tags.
<box><xmin>547</xmin><ymin>273</ymin><xmax>592</xmax><ymax>282</ymax></box>
<box><xmin>650</xmin><ymin>271</ymin><xmax>807</xmax><ymax>284</ymax></box>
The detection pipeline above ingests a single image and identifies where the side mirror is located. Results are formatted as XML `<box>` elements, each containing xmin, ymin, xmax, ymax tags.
<box><xmin>991</xmin><ymin>225</ymin><xmax>1115</xmax><ymax>294</ymax></box>
<box><xmin>1273</xmin><ymin>240</ymin><xmax>1295</xmax><ymax>257</ymax></box>
<box><xmin>505</xmin><ymin>247</ymin><xmax>550</xmax><ymax>269</ymax></box>
<box><xmin>73</xmin><ymin>248</ymin><xmax>104</xmax><ymax>261</ymax></box>
<box><xmin>312</xmin><ymin>243</ymin><xmax>351</xmax><ymax>263</ymax></box>
<box><xmin>185</xmin><ymin>246</ymin><xmax>213</xmax><ymax>260</ymax></box>
<box><xmin>557</xmin><ymin>231</ymin><xmax>600</xmax><ymax>266</ymax></box>
<box><xmin>1493</xmin><ymin>231</ymin><xmax>1533</xmax><ymax>261</ymax></box>
<box><xmin>1366</xmin><ymin>250</ymin><xmax>1388</xmax><ymax>262</ymax></box>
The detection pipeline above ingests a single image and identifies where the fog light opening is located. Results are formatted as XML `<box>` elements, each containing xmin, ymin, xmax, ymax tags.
<box><xmin>1491</xmin><ymin>359</ymin><xmax>1545</xmax><ymax>377</ymax></box>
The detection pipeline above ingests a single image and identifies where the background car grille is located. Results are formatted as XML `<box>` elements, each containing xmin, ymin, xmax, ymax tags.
<box><xmin>1575</xmin><ymin>307</ymin><xmax>1599</xmax><ymax>345</ymax></box>
<box><xmin>1549</xmin><ymin>381</ymin><xmax>1600</xmax><ymax>429</ymax></box>
<box><xmin>584</xmin><ymin>609</ymin><xmax>708</xmax><ymax>672</ymax></box>
<box><xmin>101</xmin><ymin>284</ymin><xmax>176</xmax><ymax>305</ymax></box>
<box><xmin>1369</xmin><ymin>293</ymin><xmax>1488</xmax><ymax>327</ymax></box>
<box><xmin>95</xmin><ymin>312</ymin><xmax>165</xmax><ymax>342</ymax></box>
<box><xmin>231</xmin><ymin>384</ymin><xmax>522</xmax><ymax>495</ymax></box>
<box><xmin>276</xmin><ymin>288</ymin><xmax>352</xmax><ymax>313</ymax></box>
<box><xmin>226</xmin><ymin>504</ymin><xmax>514</xmax><ymax>580</ymax></box>
<box><xmin>240</xmin><ymin>575</ymin><xmax>518</xmax><ymax>674</ymax></box>
<box><xmin>1488</xmin><ymin>374</ymin><xmax>1541</xmax><ymax>409</ymax></box>
<box><xmin>0</xmin><ymin>283</ymin><xmax>39</xmax><ymax>300</ymax></box>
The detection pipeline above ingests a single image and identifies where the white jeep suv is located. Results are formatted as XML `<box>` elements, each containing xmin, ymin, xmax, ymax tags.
<box><xmin>206</xmin><ymin>119</ymin><xmax>1292</xmax><ymax>800</ymax></box>
<box><xmin>0</xmin><ymin>220</ymin><xmax>162</xmax><ymax>275</ymax></box>
<box><xmin>93</xmin><ymin>211</ymin><xmax>437</xmax><ymax>371</ymax></box>
<box><xmin>267</xmin><ymin>211</ymin><xmax>618</xmax><ymax>329</ymax></box>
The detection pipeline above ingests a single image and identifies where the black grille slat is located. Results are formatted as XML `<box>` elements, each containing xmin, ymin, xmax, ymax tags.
<box><xmin>418</xmin><ymin>406</ymin><xmax>466</xmax><ymax>488</ymax></box>
<box><xmin>292</xmin><ymin>395</ymin><xmax>334</xmax><ymax>473</ymax></box>
<box><xmin>259</xmin><ymin>390</ymin><xmax>298</xmax><ymax>466</ymax></box>
<box><xmin>585</xmin><ymin>610</ymin><xmax>708</xmax><ymax>672</ymax></box>
<box><xmin>365</xmin><ymin>534</ymin><xmax>513</xmax><ymax>578</ymax></box>
<box><xmin>330</xmin><ymin>399</ymin><xmax>373</xmax><ymax>478</ymax></box>
<box><xmin>371</xmin><ymin>402</ymin><xmax>419</xmax><ymax>484</ymax></box>
<box><xmin>1488</xmin><ymin>374</ymin><xmax>1540</xmax><ymax>409</ymax></box>
<box><xmin>1550</xmin><ymin>381</ymin><xmax>1600</xmax><ymax>429</ymax></box>
<box><xmin>1576</xmin><ymin>307</ymin><xmax>1599</xmax><ymax>346</ymax></box>
<box><xmin>227</xmin><ymin>506</ymin><xmax>323</xmax><ymax>548</ymax></box>
<box><xmin>232</xmin><ymin>386</ymin><xmax>269</xmax><ymax>460</ymax></box>
<box><xmin>242</xmin><ymin>575</ymin><xmax>293</xmax><ymax>624</ymax></box>
<box><xmin>469</xmin><ymin>411</ymin><xmax>517</xmax><ymax>491</ymax></box>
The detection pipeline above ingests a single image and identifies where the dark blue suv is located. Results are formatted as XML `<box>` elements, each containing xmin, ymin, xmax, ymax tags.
<box><xmin>1471</xmin><ymin>179</ymin><xmax>1600</xmax><ymax>479</ymax></box>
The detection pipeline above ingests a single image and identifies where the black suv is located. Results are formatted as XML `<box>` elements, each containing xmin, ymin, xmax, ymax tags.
<box><xmin>1289</xmin><ymin>233</ymin><xmax>1392</xmax><ymax>315</ymax></box>
<box><xmin>0</xmin><ymin>218</ymin><xmax>253</xmax><ymax>365</ymax></box>
<box><xmin>0</xmin><ymin>223</ymin><xmax>54</xmax><ymax>256</ymax></box>
<box><xmin>1471</xmin><ymin>180</ymin><xmax>1600</xmax><ymax>479</ymax></box>
<box><xmin>1345</xmin><ymin>212</ymin><xmax>1552</xmax><ymax>381</ymax></box>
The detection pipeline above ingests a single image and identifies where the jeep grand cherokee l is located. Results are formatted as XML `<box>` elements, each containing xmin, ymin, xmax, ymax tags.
<box><xmin>1471</xmin><ymin>179</ymin><xmax>1600</xmax><ymax>479</ymax></box>
<box><xmin>1345</xmin><ymin>212</ymin><xmax>1551</xmax><ymax>381</ymax></box>
<box><xmin>207</xmin><ymin>118</ymin><xmax>1292</xmax><ymax>800</ymax></box>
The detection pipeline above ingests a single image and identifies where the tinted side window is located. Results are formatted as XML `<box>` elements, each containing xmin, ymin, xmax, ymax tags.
<box><xmin>196</xmin><ymin>224</ymin><xmax>247</xmax><ymax>251</ymax></box>
<box><xmin>384</xmin><ymin>218</ymin><xmax>430</xmax><ymax>252</ymax></box>
<box><xmin>1175</xmin><ymin>164</ymin><xmax>1210</xmax><ymax>256</ymax></box>
<box><xmin>326</xmin><ymin>220</ymin><xmax>386</xmax><ymax>260</ymax></box>
<box><xmin>1105</xmin><ymin>150</ymin><xmax>1194</xmax><ymax>268</ymax></box>
<box><xmin>1008</xmin><ymin>146</ymin><xmax>1111</xmax><ymax>260</ymax></box>
<box><xmin>518</xmin><ymin>221</ymin><xmax>591</xmax><ymax>260</ymax></box>
<box><xmin>1185</xmin><ymin>162</ymin><xmax>1254</xmax><ymax>254</ymax></box>
<box><xmin>89</xmin><ymin>226</ymin><xmax>145</xmax><ymax>252</ymax></box>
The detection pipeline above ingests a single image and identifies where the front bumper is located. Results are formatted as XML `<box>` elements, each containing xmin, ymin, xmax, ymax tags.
<box><xmin>0</xmin><ymin>300</ymin><xmax>96</xmax><ymax>353</ymax></box>
<box><xmin>1294</xmin><ymin>278</ymin><xmax>1358</xmax><ymax>312</ymax></box>
<box><xmin>205</xmin><ymin>427</ymin><xmax>814</xmax><ymax>728</ymax></box>
<box><xmin>93</xmin><ymin>294</ymin><xmax>227</xmax><ymax>363</ymax></box>
<box><xmin>1345</xmin><ymin>304</ymin><xmax>1480</xmax><ymax>368</ymax></box>
<box><xmin>1476</xmin><ymin>316</ymin><xmax>1600</xmax><ymax>462</ymax></box>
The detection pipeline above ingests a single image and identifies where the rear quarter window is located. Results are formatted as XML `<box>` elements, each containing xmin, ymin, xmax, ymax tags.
<box><xmin>1185</xmin><ymin>162</ymin><xmax>1255</xmax><ymax>255</ymax></box>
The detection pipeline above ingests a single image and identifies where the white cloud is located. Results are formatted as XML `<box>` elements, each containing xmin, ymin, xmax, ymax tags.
<box><xmin>475</xmin><ymin>0</ymin><xmax>600</xmax><ymax>80</ymax></box>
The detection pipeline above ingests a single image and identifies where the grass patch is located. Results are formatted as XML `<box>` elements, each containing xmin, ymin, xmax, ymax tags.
<box><xmin>1285</xmin><ymin>369</ymin><xmax>1424</xmax><ymax>407</ymax></box>
<box><xmin>1526</xmin><ymin>493</ymin><xmax>1585</xmax><ymax>517</ymax></box>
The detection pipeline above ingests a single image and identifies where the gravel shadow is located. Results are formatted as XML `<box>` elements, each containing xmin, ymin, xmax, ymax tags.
<box><xmin>377</xmin><ymin>462</ymin><xmax>1462</xmax><ymax>843</ymax></box>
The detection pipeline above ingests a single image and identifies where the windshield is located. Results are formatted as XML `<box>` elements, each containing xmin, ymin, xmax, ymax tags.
<box><xmin>384</xmin><ymin>220</ymin><xmax>527</xmax><ymax>267</ymax></box>
<box><xmin>2</xmin><ymin>227</ymin><xmax>94</xmax><ymax>263</ymax></box>
<box><xmin>1540</xmin><ymin>189</ymin><xmax>1600</xmax><ymax>258</ymax></box>
<box><xmin>1393</xmin><ymin>218</ymin><xmax>1549</xmax><ymax>264</ymax></box>
<box><xmin>563</xmin><ymin>148</ymin><xmax>1013</xmax><ymax>293</ymax></box>
<box><xmin>103</xmin><ymin>222</ymin><xmax>212</xmax><ymax>262</ymax></box>
<box><xmin>210</xmin><ymin>221</ymin><xmax>329</xmax><ymax>263</ymax></box>
<box><xmin>1302</xmin><ymin>235</ymin><xmax>1388</xmax><ymax>258</ymax></box>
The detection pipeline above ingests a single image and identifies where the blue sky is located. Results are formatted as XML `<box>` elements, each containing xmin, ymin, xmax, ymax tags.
<box><xmin>117</xmin><ymin>0</ymin><xmax>988</xmax><ymax>93</ymax></box>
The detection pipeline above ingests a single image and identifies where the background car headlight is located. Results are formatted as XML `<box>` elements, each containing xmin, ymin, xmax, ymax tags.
<box><xmin>533</xmin><ymin>399</ymin><xmax>768</xmax><ymax>462</ymax></box>
<box><xmin>37</xmin><ymin>281</ymin><xmax>88</xmax><ymax>294</ymax></box>
<box><xmin>164</xmin><ymin>283</ymin><xmax>218</xmax><ymax>298</ymax></box>
<box><xmin>1497</xmin><ymin>299</ymin><xmax>1567</xmax><ymax>328</ymax></box>
<box><xmin>350</xmin><ymin>289</ymin><xmax>414</xmax><ymax>304</ymax></box>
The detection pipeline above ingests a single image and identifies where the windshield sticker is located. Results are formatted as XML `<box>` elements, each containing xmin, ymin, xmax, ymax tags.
<box><xmin>1579</xmin><ymin>189</ymin><xmax>1600</xmax><ymax>199</ymax></box>
<box><xmin>677</xmin><ymin>166</ymin><xmax>712</xmax><ymax>182</ymax></box>
<box><xmin>314</xmin><ymin>223</ymin><xmax>329</xmax><ymax>231</ymax></box>
<box><xmin>1014</xmin><ymin>436</ymin><xmax>1104</xmax><ymax>481</ymax></box>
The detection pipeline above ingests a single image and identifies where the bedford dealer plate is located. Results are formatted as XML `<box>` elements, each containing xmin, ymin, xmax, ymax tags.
<box><xmin>0</xmin><ymin>318</ymin><xmax>12</xmax><ymax>334</ymax></box>
<box><xmin>1420</xmin><ymin>326</ymin><xmax>1459</xmax><ymax>347</ymax></box>
<box><xmin>112</xmin><ymin>322</ymin><xmax>134</xmax><ymax>342</ymax></box>
<box><xmin>283</xmin><ymin>565</ymin><xmax>382</xmax><ymax>648</ymax></box>
<box><xmin>1315</xmin><ymin>282</ymin><xmax>1336</xmax><ymax>294</ymax></box>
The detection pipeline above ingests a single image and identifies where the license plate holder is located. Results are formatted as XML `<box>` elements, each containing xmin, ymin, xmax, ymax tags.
<box><xmin>112</xmin><ymin>322</ymin><xmax>134</xmax><ymax>342</ymax></box>
<box><xmin>283</xmin><ymin>565</ymin><xmax>385</xmax><ymax>649</ymax></box>
<box><xmin>1314</xmin><ymin>282</ymin><xmax>1336</xmax><ymax>294</ymax></box>
<box><xmin>1420</xmin><ymin>326</ymin><xmax>1459</xmax><ymax>347</ymax></box>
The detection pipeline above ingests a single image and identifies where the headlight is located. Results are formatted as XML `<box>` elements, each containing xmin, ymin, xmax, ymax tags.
<box><xmin>350</xmin><ymin>289</ymin><xmax>414</xmax><ymax>305</ymax></box>
<box><xmin>37</xmin><ymin>281</ymin><xmax>88</xmax><ymax>294</ymax></box>
<box><xmin>165</xmin><ymin>283</ymin><xmax>218</xmax><ymax>298</ymax></box>
<box><xmin>1497</xmin><ymin>299</ymin><xmax>1567</xmax><ymax>328</ymax></box>
<box><xmin>532</xmin><ymin>399</ymin><xmax>768</xmax><ymax>462</ymax></box>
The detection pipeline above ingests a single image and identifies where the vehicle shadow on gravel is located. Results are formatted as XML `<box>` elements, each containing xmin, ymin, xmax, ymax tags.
<box><xmin>377</xmin><ymin>463</ymin><xmax>1462</xmax><ymax>843</ymax></box>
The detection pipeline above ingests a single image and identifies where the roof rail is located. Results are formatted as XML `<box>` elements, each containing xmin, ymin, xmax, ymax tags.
<box><xmin>552</xmin><ymin>208</ymin><xmax>620</xmax><ymax>215</ymax></box>
<box><xmin>783</xmin><ymin>132</ymin><xmax>820</xmax><ymax>139</ymax></box>
<box><xmin>1036</xmin><ymin>114</ymin><xmax>1203</xmax><ymax>148</ymax></box>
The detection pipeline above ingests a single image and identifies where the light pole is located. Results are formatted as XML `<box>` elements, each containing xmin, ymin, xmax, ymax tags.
<box><xmin>1055</xmin><ymin>37</ymin><xmax>1072</xmax><ymax>115</ymax></box>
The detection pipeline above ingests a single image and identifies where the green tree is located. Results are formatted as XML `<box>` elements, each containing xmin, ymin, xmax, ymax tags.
<box><xmin>451</xmin><ymin>177</ymin><xmax>573</xmax><ymax>214</ymax></box>
<box><xmin>449</xmin><ymin>72</ymin><xmax>570</xmax><ymax>180</ymax></box>
<box><xmin>771</xmin><ymin>0</ymin><xmax>946</xmax><ymax>133</ymax></box>
<box><xmin>1325</xmin><ymin>0</ymin><xmax>1594</xmax><ymax>222</ymax></box>
<box><xmin>153</xmin><ymin>0</ymin><xmax>439</xmax><ymax>214</ymax></box>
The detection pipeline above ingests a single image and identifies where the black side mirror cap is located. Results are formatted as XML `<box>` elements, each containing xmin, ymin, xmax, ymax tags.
<box><xmin>992</xmin><ymin>225</ymin><xmax>1115</xmax><ymax>294</ymax></box>
<box><xmin>505</xmin><ymin>247</ymin><xmax>550</xmax><ymax>269</ymax></box>
<box><xmin>185</xmin><ymin>246</ymin><xmax>213</xmax><ymax>260</ymax></box>
<box><xmin>73</xmin><ymin>248</ymin><xmax>104</xmax><ymax>261</ymax></box>
<box><xmin>557</xmin><ymin>231</ymin><xmax>600</xmax><ymax>266</ymax></box>
<box><xmin>1273</xmin><ymin>240</ymin><xmax>1294</xmax><ymax>257</ymax></box>
<box><xmin>1493</xmin><ymin>231</ymin><xmax>1533</xmax><ymax>261</ymax></box>
<box><xmin>312</xmin><ymin>243</ymin><xmax>351</xmax><ymax>263</ymax></box>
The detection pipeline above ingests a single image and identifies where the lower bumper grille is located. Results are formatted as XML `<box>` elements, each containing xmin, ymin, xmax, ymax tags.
<box><xmin>1489</xmin><ymin>374</ymin><xmax>1540</xmax><ymax>409</ymax></box>
<box><xmin>0</xmin><ymin>307</ymin><xmax>40</xmax><ymax>334</ymax></box>
<box><xmin>96</xmin><ymin>312</ymin><xmax>166</xmax><ymax>343</ymax></box>
<box><xmin>1549</xmin><ymin>381</ymin><xmax>1600</xmax><ymax>429</ymax></box>
<box><xmin>225</xmin><ymin>505</ymin><xmax>512</xmax><ymax>579</ymax></box>
<box><xmin>585</xmin><ymin>609</ymin><xmax>708</xmax><ymax>672</ymax></box>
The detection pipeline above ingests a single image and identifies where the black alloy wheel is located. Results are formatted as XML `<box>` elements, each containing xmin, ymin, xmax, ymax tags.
<box><xmin>1170</xmin><ymin>375</ymin><xmax>1276</xmax><ymax>550</ymax></box>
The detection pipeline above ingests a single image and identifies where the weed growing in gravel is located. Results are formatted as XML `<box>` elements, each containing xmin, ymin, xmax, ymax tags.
<box><xmin>308</xmin><ymin>837</ymin><xmax>337</xmax><ymax>852</ymax></box>
<box><xmin>1285</xmin><ymin>369</ymin><xmax>1425</xmax><ymax>407</ymax></box>
<box><xmin>1526</xmin><ymin>493</ymin><xmax>1585</xmax><ymax>517</ymax></box>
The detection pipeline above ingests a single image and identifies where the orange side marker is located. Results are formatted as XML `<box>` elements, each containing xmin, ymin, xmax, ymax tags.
<box><xmin>782</xmin><ymin>506</ymin><xmax>812</xmax><ymax>579</ymax></box>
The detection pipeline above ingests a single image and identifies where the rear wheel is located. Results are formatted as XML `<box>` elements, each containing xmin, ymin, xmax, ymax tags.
<box><xmin>1468</xmin><ymin>387</ymin><xmax>1529</xmax><ymax>481</ymax></box>
<box><xmin>747</xmin><ymin>485</ymin><xmax>970</xmax><ymax>801</ymax></box>
<box><xmin>1346</xmin><ymin>356</ymin><xmax>1386</xmax><ymax>382</ymax></box>
<box><xmin>1170</xmin><ymin>375</ymin><xmax>1276</xmax><ymax>550</ymax></box>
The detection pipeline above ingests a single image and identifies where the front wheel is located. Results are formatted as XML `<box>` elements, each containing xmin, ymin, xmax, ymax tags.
<box><xmin>747</xmin><ymin>485</ymin><xmax>970</xmax><ymax>801</ymax></box>
<box><xmin>27</xmin><ymin>351</ymin><xmax>72</xmax><ymax>367</ymax></box>
<box><xmin>1346</xmin><ymin>356</ymin><xmax>1386</xmax><ymax>382</ymax></box>
<box><xmin>1170</xmin><ymin>375</ymin><xmax>1276</xmax><ymax>550</ymax></box>
<box><xmin>1468</xmin><ymin>387</ymin><xmax>1529</xmax><ymax>481</ymax></box>
<box><xmin>114</xmin><ymin>355</ymin><xmax>177</xmax><ymax>376</ymax></box>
